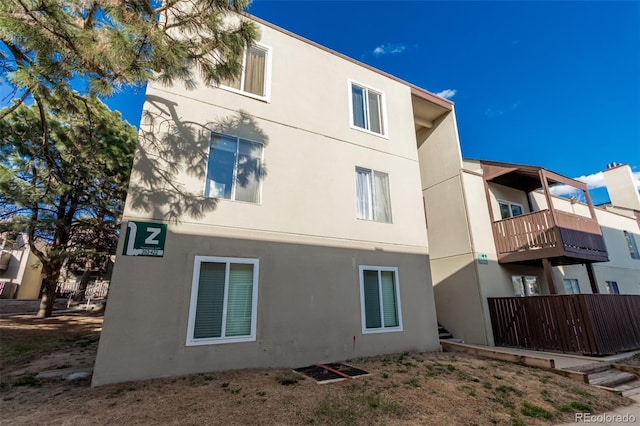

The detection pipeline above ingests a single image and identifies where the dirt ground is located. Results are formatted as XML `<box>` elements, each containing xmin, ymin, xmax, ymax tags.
<box><xmin>0</xmin><ymin>310</ymin><xmax>632</xmax><ymax>426</ymax></box>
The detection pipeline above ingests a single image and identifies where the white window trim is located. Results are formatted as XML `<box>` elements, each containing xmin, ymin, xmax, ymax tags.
<box><xmin>355</xmin><ymin>166</ymin><xmax>393</xmax><ymax>223</ymax></box>
<box><xmin>219</xmin><ymin>42</ymin><xmax>272</xmax><ymax>103</ymax></box>
<box><xmin>348</xmin><ymin>79</ymin><xmax>389</xmax><ymax>139</ymax></box>
<box><xmin>203</xmin><ymin>132</ymin><xmax>265</xmax><ymax>205</ymax></box>
<box><xmin>358</xmin><ymin>265</ymin><xmax>403</xmax><ymax>334</ymax></box>
<box><xmin>186</xmin><ymin>256</ymin><xmax>260</xmax><ymax>346</ymax></box>
<box><xmin>498</xmin><ymin>200</ymin><xmax>524</xmax><ymax>219</ymax></box>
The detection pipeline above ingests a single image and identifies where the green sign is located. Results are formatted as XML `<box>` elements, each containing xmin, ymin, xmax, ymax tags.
<box><xmin>122</xmin><ymin>221</ymin><xmax>167</xmax><ymax>257</ymax></box>
<box><xmin>477</xmin><ymin>253</ymin><xmax>488</xmax><ymax>265</ymax></box>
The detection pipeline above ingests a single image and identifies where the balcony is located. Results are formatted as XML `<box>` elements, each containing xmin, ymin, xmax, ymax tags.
<box><xmin>492</xmin><ymin>209</ymin><xmax>608</xmax><ymax>264</ymax></box>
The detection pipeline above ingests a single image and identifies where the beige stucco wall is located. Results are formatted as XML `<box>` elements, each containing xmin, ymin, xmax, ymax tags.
<box><xmin>0</xmin><ymin>249</ymin><xmax>43</xmax><ymax>299</ymax></box>
<box><xmin>602</xmin><ymin>165</ymin><xmax>640</xmax><ymax>211</ymax></box>
<box><xmin>530</xmin><ymin>191</ymin><xmax>592</xmax><ymax>218</ymax></box>
<box><xmin>487</xmin><ymin>183</ymin><xmax>530</xmax><ymax>218</ymax></box>
<box><xmin>129</xmin><ymin>17</ymin><xmax>429</xmax><ymax>250</ymax></box>
<box><xmin>93</xmin><ymin>231</ymin><xmax>439</xmax><ymax>386</ymax></box>
<box><xmin>95</xmin><ymin>18</ymin><xmax>444</xmax><ymax>385</ymax></box>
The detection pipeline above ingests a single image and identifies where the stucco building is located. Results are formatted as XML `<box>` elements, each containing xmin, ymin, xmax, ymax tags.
<box><xmin>0</xmin><ymin>232</ymin><xmax>44</xmax><ymax>300</ymax></box>
<box><xmin>93</xmin><ymin>15</ymin><xmax>454</xmax><ymax>386</ymax></box>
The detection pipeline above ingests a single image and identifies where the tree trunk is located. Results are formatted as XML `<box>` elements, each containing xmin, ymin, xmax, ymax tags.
<box><xmin>37</xmin><ymin>266</ymin><xmax>62</xmax><ymax>318</ymax></box>
<box><xmin>73</xmin><ymin>259</ymin><xmax>94</xmax><ymax>302</ymax></box>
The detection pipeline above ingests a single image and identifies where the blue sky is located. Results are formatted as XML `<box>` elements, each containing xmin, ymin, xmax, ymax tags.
<box><xmin>3</xmin><ymin>1</ymin><xmax>639</xmax><ymax>204</ymax></box>
<box><xmin>242</xmin><ymin>0</ymin><xmax>640</xmax><ymax>204</ymax></box>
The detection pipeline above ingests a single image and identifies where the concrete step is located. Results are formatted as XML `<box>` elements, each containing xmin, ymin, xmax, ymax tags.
<box><xmin>622</xmin><ymin>384</ymin><xmax>640</xmax><ymax>398</ymax></box>
<box><xmin>570</xmin><ymin>362</ymin><xmax>612</xmax><ymax>374</ymax></box>
<box><xmin>589</xmin><ymin>369</ymin><xmax>637</xmax><ymax>388</ymax></box>
<box><xmin>614</xmin><ymin>378</ymin><xmax>640</xmax><ymax>391</ymax></box>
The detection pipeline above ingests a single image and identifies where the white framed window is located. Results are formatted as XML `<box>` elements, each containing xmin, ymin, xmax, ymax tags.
<box><xmin>606</xmin><ymin>281</ymin><xmax>620</xmax><ymax>294</ymax></box>
<box><xmin>512</xmin><ymin>275</ymin><xmax>540</xmax><ymax>297</ymax></box>
<box><xmin>563</xmin><ymin>278</ymin><xmax>580</xmax><ymax>294</ymax></box>
<box><xmin>499</xmin><ymin>200</ymin><xmax>524</xmax><ymax>219</ymax></box>
<box><xmin>624</xmin><ymin>231</ymin><xmax>640</xmax><ymax>260</ymax></box>
<box><xmin>355</xmin><ymin>167</ymin><xmax>392</xmax><ymax>223</ymax></box>
<box><xmin>204</xmin><ymin>133</ymin><xmax>263</xmax><ymax>203</ymax></box>
<box><xmin>220</xmin><ymin>43</ymin><xmax>272</xmax><ymax>101</ymax></box>
<box><xmin>187</xmin><ymin>256</ymin><xmax>259</xmax><ymax>346</ymax></box>
<box><xmin>359</xmin><ymin>266</ymin><xmax>402</xmax><ymax>334</ymax></box>
<box><xmin>349</xmin><ymin>80</ymin><xmax>387</xmax><ymax>137</ymax></box>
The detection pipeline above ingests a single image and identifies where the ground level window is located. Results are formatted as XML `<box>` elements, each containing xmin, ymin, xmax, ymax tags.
<box><xmin>187</xmin><ymin>256</ymin><xmax>259</xmax><ymax>346</ymax></box>
<box><xmin>563</xmin><ymin>278</ymin><xmax>580</xmax><ymax>294</ymax></box>
<box><xmin>606</xmin><ymin>281</ymin><xmax>620</xmax><ymax>294</ymax></box>
<box><xmin>512</xmin><ymin>275</ymin><xmax>540</xmax><ymax>297</ymax></box>
<box><xmin>359</xmin><ymin>266</ymin><xmax>402</xmax><ymax>334</ymax></box>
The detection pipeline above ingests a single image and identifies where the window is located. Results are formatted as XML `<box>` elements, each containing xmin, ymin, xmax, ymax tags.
<box><xmin>350</xmin><ymin>81</ymin><xmax>386</xmax><ymax>136</ymax></box>
<box><xmin>499</xmin><ymin>201</ymin><xmax>524</xmax><ymax>219</ymax></box>
<box><xmin>205</xmin><ymin>133</ymin><xmax>263</xmax><ymax>203</ymax></box>
<box><xmin>563</xmin><ymin>278</ymin><xmax>580</xmax><ymax>294</ymax></box>
<box><xmin>220</xmin><ymin>44</ymin><xmax>271</xmax><ymax>100</ymax></box>
<box><xmin>359</xmin><ymin>266</ymin><xmax>402</xmax><ymax>334</ymax></box>
<box><xmin>355</xmin><ymin>167</ymin><xmax>392</xmax><ymax>223</ymax></box>
<box><xmin>512</xmin><ymin>275</ymin><xmax>540</xmax><ymax>297</ymax></box>
<box><xmin>606</xmin><ymin>281</ymin><xmax>620</xmax><ymax>294</ymax></box>
<box><xmin>187</xmin><ymin>256</ymin><xmax>259</xmax><ymax>345</ymax></box>
<box><xmin>624</xmin><ymin>231</ymin><xmax>640</xmax><ymax>259</ymax></box>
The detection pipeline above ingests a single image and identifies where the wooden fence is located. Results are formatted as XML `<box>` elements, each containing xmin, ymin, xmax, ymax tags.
<box><xmin>488</xmin><ymin>294</ymin><xmax>640</xmax><ymax>355</ymax></box>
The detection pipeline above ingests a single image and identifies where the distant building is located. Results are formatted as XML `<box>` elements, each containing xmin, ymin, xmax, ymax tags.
<box><xmin>0</xmin><ymin>232</ymin><xmax>44</xmax><ymax>299</ymax></box>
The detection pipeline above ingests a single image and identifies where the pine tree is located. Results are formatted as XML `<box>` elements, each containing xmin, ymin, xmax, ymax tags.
<box><xmin>0</xmin><ymin>95</ymin><xmax>138</xmax><ymax>317</ymax></box>
<box><xmin>0</xmin><ymin>0</ymin><xmax>257</xmax><ymax>112</ymax></box>
<box><xmin>0</xmin><ymin>1</ymin><xmax>257</xmax><ymax>316</ymax></box>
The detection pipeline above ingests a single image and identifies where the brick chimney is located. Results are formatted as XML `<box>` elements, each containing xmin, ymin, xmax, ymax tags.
<box><xmin>602</xmin><ymin>163</ymin><xmax>640</xmax><ymax>211</ymax></box>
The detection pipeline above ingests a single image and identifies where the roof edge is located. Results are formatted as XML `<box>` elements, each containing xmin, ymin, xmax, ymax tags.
<box><xmin>246</xmin><ymin>13</ymin><xmax>453</xmax><ymax>111</ymax></box>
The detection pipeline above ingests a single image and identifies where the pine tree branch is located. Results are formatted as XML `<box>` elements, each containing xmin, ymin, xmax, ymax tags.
<box><xmin>0</xmin><ymin>89</ymin><xmax>31</xmax><ymax>120</ymax></box>
<box><xmin>84</xmin><ymin>2</ymin><xmax>99</xmax><ymax>29</ymax></box>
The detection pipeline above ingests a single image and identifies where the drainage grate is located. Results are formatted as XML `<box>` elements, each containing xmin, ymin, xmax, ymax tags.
<box><xmin>294</xmin><ymin>362</ymin><xmax>369</xmax><ymax>384</ymax></box>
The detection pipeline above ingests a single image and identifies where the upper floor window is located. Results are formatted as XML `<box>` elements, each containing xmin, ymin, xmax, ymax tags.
<box><xmin>350</xmin><ymin>81</ymin><xmax>386</xmax><ymax>136</ymax></box>
<box><xmin>355</xmin><ymin>167</ymin><xmax>392</xmax><ymax>223</ymax></box>
<box><xmin>220</xmin><ymin>44</ymin><xmax>271</xmax><ymax>100</ymax></box>
<box><xmin>624</xmin><ymin>231</ymin><xmax>640</xmax><ymax>259</ymax></box>
<box><xmin>499</xmin><ymin>200</ymin><xmax>523</xmax><ymax>219</ymax></box>
<box><xmin>205</xmin><ymin>133</ymin><xmax>263</xmax><ymax>203</ymax></box>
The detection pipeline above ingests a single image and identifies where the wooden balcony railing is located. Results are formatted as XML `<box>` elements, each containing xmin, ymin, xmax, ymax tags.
<box><xmin>487</xmin><ymin>295</ymin><xmax>640</xmax><ymax>355</ymax></box>
<box><xmin>492</xmin><ymin>210</ymin><xmax>608</xmax><ymax>263</ymax></box>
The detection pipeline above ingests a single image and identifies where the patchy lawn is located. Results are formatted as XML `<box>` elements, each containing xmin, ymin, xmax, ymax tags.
<box><xmin>0</xmin><ymin>312</ymin><xmax>632</xmax><ymax>426</ymax></box>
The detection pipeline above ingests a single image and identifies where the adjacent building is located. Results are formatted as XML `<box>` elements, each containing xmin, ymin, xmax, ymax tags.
<box><xmin>0</xmin><ymin>232</ymin><xmax>44</xmax><ymax>299</ymax></box>
<box><xmin>425</xmin><ymin>156</ymin><xmax>640</xmax><ymax>353</ymax></box>
<box><xmin>93</xmin><ymin>15</ymin><xmax>453</xmax><ymax>386</ymax></box>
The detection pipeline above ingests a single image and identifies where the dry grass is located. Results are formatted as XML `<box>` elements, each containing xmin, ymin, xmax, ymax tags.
<box><xmin>0</xmin><ymin>312</ymin><xmax>632</xmax><ymax>426</ymax></box>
